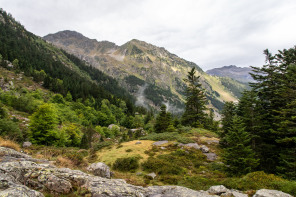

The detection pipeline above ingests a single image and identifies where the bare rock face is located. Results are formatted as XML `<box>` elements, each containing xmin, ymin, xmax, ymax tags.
<box><xmin>87</xmin><ymin>162</ymin><xmax>112</xmax><ymax>179</ymax></box>
<box><xmin>253</xmin><ymin>189</ymin><xmax>292</xmax><ymax>197</ymax></box>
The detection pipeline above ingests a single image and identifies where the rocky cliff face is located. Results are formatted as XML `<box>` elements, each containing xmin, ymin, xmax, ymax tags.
<box><xmin>44</xmin><ymin>31</ymin><xmax>248</xmax><ymax>113</ymax></box>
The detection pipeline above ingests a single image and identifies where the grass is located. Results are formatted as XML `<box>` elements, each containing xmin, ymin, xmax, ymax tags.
<box><xmin>0</xmin><ymin>137</ymin><xmax>20</xmax><ymax>151</ymax></box>
<box><xmin>96</xmin><ymin>140</ymin><xmax>154</xmax><ymax>166</ymax></box>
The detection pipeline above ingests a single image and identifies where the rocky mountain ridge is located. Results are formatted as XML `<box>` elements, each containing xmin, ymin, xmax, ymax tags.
<box><xmin>206</xmin><ymin>65</ymin><xmax>254</xmax><ymax>83</ymax></box>
<box><xmin>44</xmin><ymin>31</ymin><xmax>249</xmax><ymax>114</ymax></box>
<box><xmin>0</xmin><ymin>146</ymin><xmax>292</xmax><ymax>197</ymax></box>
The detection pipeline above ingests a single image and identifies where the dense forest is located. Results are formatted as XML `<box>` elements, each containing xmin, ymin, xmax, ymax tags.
<box><xmin>220</xmin><ymin>48</ymin><xmax>296</xmax><ymax>180</ymax></box>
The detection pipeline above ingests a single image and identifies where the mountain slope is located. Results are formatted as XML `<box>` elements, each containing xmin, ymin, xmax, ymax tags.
<box><xmin>206</xmin><ymin>65</ymin><xmax>254</xmax><ymax>83</ymax></box>
<box><xmin>44</xmin><ymin>31</ymin><xmax>248</xmax><ymax>114</ymax></box>
<box><xmin>0</xmin><ymin>10</ymin><xmax>135</xmax><ymax>113</ymax></box>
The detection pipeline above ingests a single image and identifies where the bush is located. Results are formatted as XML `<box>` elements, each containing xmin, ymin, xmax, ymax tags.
<box><xmin>140</xmin><ymin>132</ymin><xmax>194</xmax><ymax>143</ymax></box>
<box><xmin>0</xmin><ymin>119</ymin><xmax>22</xmax><ymax>141</ymax></box>
<box><xmin>142</xmin><ymin>157</ymin><xmax>184</xmax><ymax>175</ymax></box>
<box><xmin>94</xmin><ymin>141</ymin><xmax>113</xmax><ymax>151</ymax></box>
<box><xmin>223</xmin><ymin>171</ymin><xmax>296</xmax><ymax>196</ymax></box>
<box><xmin>113</xmin><ymin>156</ymin><xmax>140</xmax><ymax>172</ymax></box>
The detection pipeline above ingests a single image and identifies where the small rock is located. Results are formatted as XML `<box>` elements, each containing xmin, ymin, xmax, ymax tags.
<box><xmin>153</xmin><ymin>141</ymin><xmax>168</xmax><ymax>146</ymax></box>
<box><xmin>208</xmin><ymin>185</ymin><xmax>228</xmax><ymax>195</ymax></box>
<box><xmin>183</xmin><ymin>143</ymin><xmax>200</xmax><ymax>149</ymax></box>
<box><xmin>135</xmin><ymin>141</ymin><xmax>142</xmax><ymax>145</ymax></box>
<box><xmin>160</xmin><ymin>147</ymin><xmax>166</xmax><ymax>150</ymax></box>
<box><xmin>87</xmin><ymin>162</ymin><xmax>112</xmax><ymax>179</ymax></box>
<box><xmin>200</xmin><ymin>145</ymin><xmax>209</xmax><ymax>153</ymax></box>
<box><xmin>146</xmin><ymin>172</ymin><xmax>157</xmax><ymax>179</ymax></box>
<box><xmin>204</xmin><ymin>153</ymin><xmax>217</xmax><ymax>161</ymax></box>
<box><xmin>136</xmin><ymin>172</ymin><xmax>143</xmax><ymax>176</ymax></box>
<box><xmin>253</xmin><ymin>189</ymin><xmax>292</xmax><ymax>197</ymax></box>
<box><xmin>23</xmin><ymin>141</ymin><xmax>32</xmax><ymax>148</ymax></box>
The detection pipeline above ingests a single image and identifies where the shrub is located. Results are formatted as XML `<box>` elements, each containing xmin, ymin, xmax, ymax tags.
<box><xmin>142</xmin><ymin>157</ymin><xmax>184</xmax><ymax>175</ymax></box>
<box><xmin>0</xmin><ymin>119</ymin><xmax>22</xmax><ymax>141</ymax></box>
<box><xmin>113</xmin><ymin>156</ymin><xmax>140</xmax><ymax>172</ymax></box>
<box><xmin>125</xmin><ymin>149</ymin><xmax>133</xmax><ymax>152</ymax></box>
<box><xmin>94</xmin><ymin>141</ymin><xmax>113</xmax><ymax>151</ymax></box>
<box><xmin>140</xmin><ymin>132</ymin><xmax>194</xmax><ymax>143</ymax></box>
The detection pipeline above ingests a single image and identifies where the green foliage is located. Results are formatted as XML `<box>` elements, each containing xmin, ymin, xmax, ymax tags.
<box><xmin>0</xmin><ymin>119</ymin><xmax>22</xmax><ymax>141</ymax></box>
<box><xmin>140</xmin><ymin>132</ymin><xmax>194</xmax><ymax>143</ymax></box>
<box><xmin>93</xmin><ymin>141</ymin><xmax>113</xmax><ymax>151</ymax></box>
<box><xmin>112</xmin><ymin>156</ymin><xmax>140</xmax><ymax>172</ymax></box>
<box><xmin>222</xmin><ymin>116</ymin><xmax>259</xmax><ymax>176</ymax></box>
<box><xmin>223</xmin><ymin>171</ymin><xmax>296</xmax><ymax>196</ymax></box>
<box><xmin>29</xmin><ymin>103</ymin><xmax>58</xmax><ymax>145</ymax></box>
<box><xmin>154</xmin><ymin>105</ymin><xmax>172</xmax><ymax>133</ymax></box>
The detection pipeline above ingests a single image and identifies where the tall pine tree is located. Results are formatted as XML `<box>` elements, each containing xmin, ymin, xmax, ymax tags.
<box><xmin>181</xmin><ymin>67</ymin><xmax>207</xmax><ymax>127</ymax></box>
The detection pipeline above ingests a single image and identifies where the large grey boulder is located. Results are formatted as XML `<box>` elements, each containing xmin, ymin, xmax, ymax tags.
<box><xmin>253</xmin><ymin>189</ymin><xmax>292</xmax><ymax>197</ymax></box>
<box><xmin>208</xmin><ymin>185</ymin><xmax>228</xmax><ymax>195</ymax></box>
<box><xmin>87</xmin><ymin>162</ymin><xmax>112</xmax><ymax>179</ymax></box>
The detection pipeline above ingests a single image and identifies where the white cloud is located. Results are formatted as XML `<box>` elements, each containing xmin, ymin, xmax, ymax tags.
<box><xmin>1</xmin><ymin>0</ymin><xmax>296</xmax><ymax>70</ymax></box>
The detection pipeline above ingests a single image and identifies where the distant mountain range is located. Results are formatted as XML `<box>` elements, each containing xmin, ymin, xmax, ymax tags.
<box><xmin>44</xmin><ymin>31</ymin><xmax>249</xmax><ymax>114</ymax></box>
<box><xmin>206</xmin><ymin>65</ymin><xmax>254</xmax><ymax>83</ymax></box>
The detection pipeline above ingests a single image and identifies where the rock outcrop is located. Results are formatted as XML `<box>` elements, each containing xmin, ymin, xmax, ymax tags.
<box><xmin>0</xmin><ymin>147</ymin><xmax>293</xmax><ymax>197</ymax></box>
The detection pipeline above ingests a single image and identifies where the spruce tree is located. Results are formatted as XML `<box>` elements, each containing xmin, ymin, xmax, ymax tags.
<box><xmin>154</xmin><ymin>105</ymin><xmax>172</xmax><ymax>133</ymax></box>
<box><xmin>220</xmin><ymin>101</ymin><xmax>236</xmax><ymax>147</ymax></box>
<box><xmin>222</xmin><ymin>115</ymin><xmax>259</xmax><ymax>176</ymax></box>
<box><xmin>181</xmin><ymin>67</ymin><xmax>207</xmax><ymax>127</ymax></box>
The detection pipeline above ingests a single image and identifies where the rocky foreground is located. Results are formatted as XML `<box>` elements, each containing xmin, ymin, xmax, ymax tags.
<box><xmin>0</xmin><ymin>147</ymin><xmax>292</xmax><ymax>197</ymax></box>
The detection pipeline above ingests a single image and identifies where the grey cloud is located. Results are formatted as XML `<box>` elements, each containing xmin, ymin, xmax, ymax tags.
<box><xmin>1</xmin><ymin>0</ymin><xmax>296</xmax><ymax>70</ymax></box>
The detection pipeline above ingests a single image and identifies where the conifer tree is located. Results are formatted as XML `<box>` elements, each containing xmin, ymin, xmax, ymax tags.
<box><xmin>154</xmin><ymin>105</ymin><xmax>172</xmax><ymax>133</ymax></box>
<box><xmin>222</xmin><ymin>115</ymin><xmax>259</xmax><ymax>176</ymax></box>
<box><xmin>181</xmin><ymin>67</ymin><xmax>207</xmax><ymax>127</ymax></box>
<box><xmin>220</xmin><ymin>101</ymin><xmax>236</xmax><ymax>147</ymax></box>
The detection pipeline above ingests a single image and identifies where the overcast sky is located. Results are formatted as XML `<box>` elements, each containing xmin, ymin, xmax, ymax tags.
<box><xmin>1</xmin><ymin>0</ymin><xmax>296</xmax><ymax>70</ymax></box>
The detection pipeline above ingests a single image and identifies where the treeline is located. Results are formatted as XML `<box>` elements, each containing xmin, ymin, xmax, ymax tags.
<box><xmin>220</xmin><ymin>47</ymin><xmax>296</xmax><ymax>180</ymax></box>
<box><xmin>0</xmin><ymin>9</ymin><xmax>134</xmax><ymax>114</ymax></box>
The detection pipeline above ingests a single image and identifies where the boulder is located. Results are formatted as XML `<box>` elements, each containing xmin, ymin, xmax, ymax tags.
<box><xmin>153</xmin><ymin>141</ymin><xmax>168</xmax><ymax>146</ymax></box>
<box><xmin>204</xmin><ymin>153</ymin><xmax>217</xmax><ymax>161</ymax></box>
<box><xmin>87</xmin><ymin>162</ymin><xmax>112</xmax><ymax>179</ymax></box>
<box><xmin>22</xmin><ymin>141</ymin><xmax>32</xmax><ymax>148</ymax></box>
<box><xmin>200</xmin><ymin>145</ymin><xmax>210</xmax><ymax>153</ymax></box>
<box><xmin>221</xmin><ymin>189</ymin><xmax>248</xmax><ymax>197</ymax></box>
<box><xmin>135</xmin><ymin>141</ymin><xmax>142</xmax><ymax>144</ymax></box>
<box><xmin>253</xmin><ymin>189</ymin><xmax>292</xmax><ymax>197</ymax></box>
<box><xmin>208</xmin><ymin>185</ymin><xmax>228</xmax><ymax>195</ymax></box>
<box><xmin>181</xmin><ymin>143</ymin><xmax>200</xmax><ymax>150</ymax></box>
<box><xmin>146</xmin><ymin>172</ymin><xmax>157</xmax><ymax>179</ymax></box>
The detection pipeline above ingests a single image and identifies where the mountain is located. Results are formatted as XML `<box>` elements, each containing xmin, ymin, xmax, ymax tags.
<box><xmin>44</xmin><ymin>31</ymin><xmax>248</xmax><ymax>114</ymax></box>
<box><xmin>206</xmin><ymin>65</ymin><xmax>254</xmax><ymax>83</ymax></box>
<box><xmin>0</xmin><ymin>9</ymin><xmax>135</xmax><ymax>114</ymax></box>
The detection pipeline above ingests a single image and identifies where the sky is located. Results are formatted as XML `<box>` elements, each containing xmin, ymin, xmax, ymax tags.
<box><xmin>1</xmin><ymin>0</ymin><xmax>296</xmax><ymax>70</ymax></box>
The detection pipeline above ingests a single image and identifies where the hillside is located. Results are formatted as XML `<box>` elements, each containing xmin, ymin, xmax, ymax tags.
<box><xmin>0</xmin><ymin>10</ymin><xmax>135</xmax><ymax>114</ymax></box>
<box><xmin>206</xmin><ymin>65</ymin><xmax>254</xmax><ymax>83</ymax></box>
<box><xmin>44</xmin><ymin>31</ymin><xmax>248</xmax><ymax>114</ymax></box>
